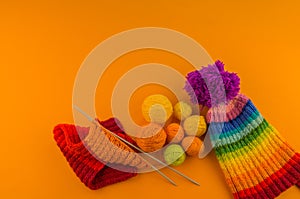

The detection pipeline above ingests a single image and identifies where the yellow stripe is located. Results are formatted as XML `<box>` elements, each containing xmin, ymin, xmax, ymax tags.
<box><xmin>217</xmin><ymin>128</ymin><xmax>297</xmax><ymax>191</ymax></box>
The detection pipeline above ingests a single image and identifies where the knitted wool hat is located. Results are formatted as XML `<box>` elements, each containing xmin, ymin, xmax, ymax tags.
<box><xmin>53</xmin><ymin>118</ymin><xmax>141</xmax><ymax>190</ymax></box>
<box><xmin>185</xmin><ymin>61</ymin><xmax>300</xmax><ymax>199</ymax></box>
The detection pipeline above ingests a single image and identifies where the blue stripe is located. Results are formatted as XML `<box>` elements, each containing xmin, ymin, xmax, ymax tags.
<box><xmin>209</xmin><ymin>100</ymin><xmax>262</xmax><ymax>140</ymax></box>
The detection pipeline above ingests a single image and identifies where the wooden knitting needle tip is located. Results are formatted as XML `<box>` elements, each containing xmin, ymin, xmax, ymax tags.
<box><xmin>73</xmin><ymin>105</ymin><xmax>177</xmax><ymax>186</ymax></box>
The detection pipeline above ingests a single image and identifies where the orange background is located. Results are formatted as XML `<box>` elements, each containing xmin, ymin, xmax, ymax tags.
<box><xmin>1</xmin><ymin>0</ymin><xmax>300</xmax><ymax>199</ymax></box>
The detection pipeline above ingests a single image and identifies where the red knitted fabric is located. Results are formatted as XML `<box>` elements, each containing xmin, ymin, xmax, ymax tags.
<box><xmin>53</xmin><ymin>118</ymin><xmax>137</xmax><ymax>190</ymax></box>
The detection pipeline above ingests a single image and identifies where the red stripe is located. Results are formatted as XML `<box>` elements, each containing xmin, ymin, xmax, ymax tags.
<box><xmin>234</xmin><ymin>153</ymin><xmax>300</xmax><ymax>199</ymax></box>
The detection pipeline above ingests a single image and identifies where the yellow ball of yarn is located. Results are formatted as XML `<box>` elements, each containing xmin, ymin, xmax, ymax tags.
<box><xmin>183</xmin><ymin>115</ymin><xmax>207</xmax><ymax>137</ymax></box>
<box><xmin>165</xmin><ymin>123</ymin><xmax>185</xmax><ymax>143</ymax></box>
<box><xmin>173</xmin><ymin>101</ymin><xmax>192</xmax><ymax>120</ymax></box>
<box><xmin>181</xmin><ymin>136</ymin><xmax>203</xmax><ymax>157</ymax></box>
<box><xmin>142</xmin><ymin>94</ymin><xmax>173</xmax><ymax>124</ymax></box>
<box><xmin>135</xmin><ymin>123</ymin><xmax>167</xmax><ymax>152</ymax></box>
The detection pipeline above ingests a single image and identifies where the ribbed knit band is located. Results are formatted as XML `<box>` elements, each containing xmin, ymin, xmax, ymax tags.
<box><xmin>83</xmin><ymin>121</ymin><xmax>148</xmax><ymax>169</ymax></box>
<box><xmin>207</xmin><ymin>94</ymin><xmax>300</xmax><ymax>199</ymax></box>
<box><xmin>53</xmin><ymin>118</ymin><xmax>138</xmax><ymax>190</ymax></box>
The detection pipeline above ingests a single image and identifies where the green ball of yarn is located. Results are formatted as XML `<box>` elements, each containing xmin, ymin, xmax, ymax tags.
<box><xmin>173</xmin><ymin>101</ymin><xmax>192</xmax><ymax>120</ymax></box>
<box><xmin>164</xmin><ymin>144</ymin><xmax>186</xmax><ymax>166</ymax></box>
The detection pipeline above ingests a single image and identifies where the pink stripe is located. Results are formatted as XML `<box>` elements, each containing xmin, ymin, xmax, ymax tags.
<box><xmin>207</xmin><ymin>94</ymin><xmax>249</xmax><ymax>123</ymax></box>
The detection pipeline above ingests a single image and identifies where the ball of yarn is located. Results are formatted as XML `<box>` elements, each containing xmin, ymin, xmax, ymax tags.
<box><xmin>181</xmin><ymin>136</ymin><xmax>203</xmax><ymax>157</ymax></box>
<box><xmin>173</xmin><ymin>101</ymin><xmax>192</xmax><ymax>120</ymax></box>
<box><xmin>165</xmin><ymin>123</ymin><xmax>184</xmax><ymax>143</ymax></box>
<box><xmin>135</xmin><ymin>123</ymin><xmax>167</xmax><ymax>152</ymax></box>
<box><xmin>164</xmin><ymin>144</ymin><xmax>186</xmax><ymax>166</ymax></box>
<box><xmin>142</xmin><ymin>94</ymin><xmax>173</xmax><ymax>124</ymax></box>
<box><xmin>183</xmin><ymin>115</ymin><xmax>207</xmax><ymax>137</ymax></box>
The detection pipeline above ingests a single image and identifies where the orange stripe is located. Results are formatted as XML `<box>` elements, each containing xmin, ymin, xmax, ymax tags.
<box><xmin>219</xmin><ymin>144</ymin><xmax>297</xmax><ymax>191</ymax></box>
<box><xmin>233</xmin><ymin>154</ymin><xmax>300</xmax><ymax>197</ymax></box>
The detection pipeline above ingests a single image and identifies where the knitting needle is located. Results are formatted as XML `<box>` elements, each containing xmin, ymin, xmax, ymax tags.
<box><xmin>138</xmin><ymin>157</ymin><xmax>177</xmax><ymax>186</ymax></box>
<box><xmin>73</xmin><ymin>105</ymin><xmax>200</xmax><ymax>186</ymax></box>
<box><xmin>73</xmin><ymin>105</ymin><xmax>177</xmax><ymax>186</ymax></box>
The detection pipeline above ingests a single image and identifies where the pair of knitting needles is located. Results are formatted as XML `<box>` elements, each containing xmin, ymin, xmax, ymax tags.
<box><xmin>73</xmin><ymin>105</ymin><xmax>200</xmax><ymax>186</ymax></box>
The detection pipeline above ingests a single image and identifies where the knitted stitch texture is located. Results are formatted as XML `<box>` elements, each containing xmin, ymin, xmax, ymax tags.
<box><xmin>53</xmin><ymin>118</ymin><xmax>140</xmax><ymax>190</ymax></box>
<box><xmin>185</xmin><ymin>61</ymin><xmax>300</xmax><ymax>198</ymax></box>
<box><xmin>84</xmin><ymin>121</ymin><xmax>149</xmax><ymax>168</ymax></box>
<box><xmin>207</xmin><ymin>94</ymin><xmax>300</xmax><ymax>198</ymax></box>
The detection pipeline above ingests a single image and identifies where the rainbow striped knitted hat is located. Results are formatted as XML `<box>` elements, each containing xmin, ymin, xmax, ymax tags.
<box><xmin>185</xmin><ymin>61</ymin><xmax>300</xmax><ymax>199</ymax></box>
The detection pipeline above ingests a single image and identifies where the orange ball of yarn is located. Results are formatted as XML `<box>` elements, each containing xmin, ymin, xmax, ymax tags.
<box><xmin>166</xmin><ymin>123</ymin><xmax>184</xmax><ymax>143</ymax></box>
<box><xmin>135</xmin><ymin>123</ymin><xmax>167</xmax><ymax>152</ymax></box>
<box><xmin>181</xmin><ymin>136</ymin><xmax>203</xmax><ymax>157</ymax></box>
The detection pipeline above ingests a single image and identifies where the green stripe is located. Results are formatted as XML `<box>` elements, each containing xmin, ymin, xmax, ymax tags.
<box><xmin>211</xmin><ymin>114</ymin><xmax>264</xmax><ymax>148</ymax></box>
<box><xmin>215</xmin><ymin>125</ymin><xmax>280</xmax><ymax>163</ymax></box>
<box><xmin>215</xmin><ymin>119</ymin><xmax>270</xmax><ymax>157</ymax></box>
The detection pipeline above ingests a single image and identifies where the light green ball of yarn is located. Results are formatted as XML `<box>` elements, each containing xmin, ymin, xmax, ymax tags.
<box><xmin>164</xmin><ymin>144</ymin><xmax>186</xmax><ymax>166</ymax></box>
<box><xmin>173</xmin><ymin>101</ymin><xmax>192</xmax><ymax>120</ymax></box>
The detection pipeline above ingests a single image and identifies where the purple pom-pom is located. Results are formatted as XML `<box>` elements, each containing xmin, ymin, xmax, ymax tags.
<box><xmin>184</xmin><ymin>60</ymin><xmax>240</xmax><ymax>108</ymax></box>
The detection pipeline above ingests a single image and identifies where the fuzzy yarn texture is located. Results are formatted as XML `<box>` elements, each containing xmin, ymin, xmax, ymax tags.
<box><xmin>134</xmin><ymin>123</ymin><xmax>167</xmax><ymax>152</ymax></box>
<box><xmin>164</xmin><ymin>144</ymin><xmax>186</xmax><ymax>166</ymax></box>
<box><xmin>173</xmin><ymin>101</ymin><xmax>192</xmax><ymax>120</ymax></box>
<box><xmin>186</xmin><ymin>62</ymin><xmax>300</xmax><ymax>198</ymax></box>
<box><xmin>53</xmin><ymin>118</ymin><xmax>142</xmax><ymax>190</ymax></box>
<box><xmin>184</xmin><ymin>60</ymin><xmax>240</xmax><ymax>108</ymax></box>
<box><xmin>166</xmin><ymin>123</ymin><xmax>185</xmax><ymax>143</ymax></box>
<box><xmin>142</xmin><ymin>94</ymin><xmax>173</xmax><ymax>124</ymax></box>
<box><xmin>183</xmin><ymin>115</ymin><xmax>207</xmax><ymax>137</ymax></box>
<box><xmin>181</xmin><ymin>136</ymin><xmax>202</xmax><ymax>157</ymax></box>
